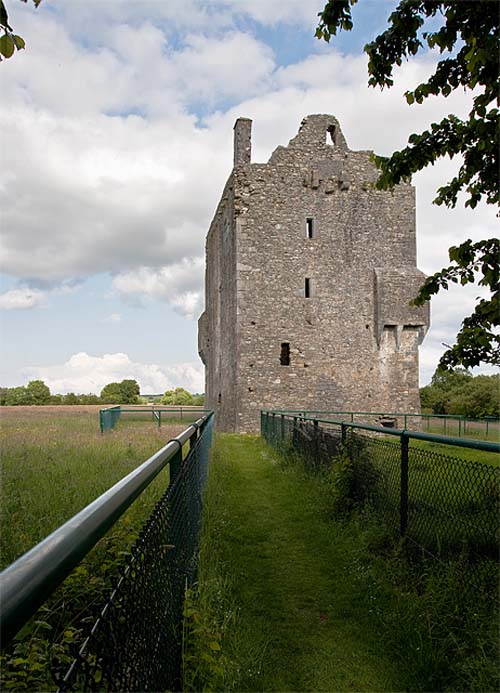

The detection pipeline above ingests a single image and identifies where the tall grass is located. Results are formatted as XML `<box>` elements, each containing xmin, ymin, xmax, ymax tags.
<box><xmin>0</xmin><ymin>406</ymin><xmax>187</xmax><ymax>568</ymax></box>
<box><xmin>0</xmin><ymin>406</ymin><xmax>187</xmax><ymax>690</ymax></box>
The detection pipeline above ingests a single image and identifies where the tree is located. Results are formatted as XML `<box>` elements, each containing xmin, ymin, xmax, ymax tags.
<box><xmin>316</xmin><ymin>0</ymin><xmax>499</xmax><ymax>369</ymax></box>
<box><xmin>192</xmin><ymin>393</ymin><xmax>205</xmax><ymax>406</ymax></box>
<box><xmin>26</xmin><ymin>379</ymin><xmax>51</xmax><ymax>404</ymax></box>
<box><xmin>420</xmin><ymin>366</ymin><xmax>499</xmax><ymax>417</ymax></box>
<box><xmin>161</xmin><ymin>387</ymin><xmax>195</xmax><ymax>406</ymax></box>
<box><xmin>0</xmin><ymin>0</ymin><xmax>41</xmax><ymax>60</ymax></box>
<box><xmin>100</xmin><ymin>382</ymin><xmax>122</xmax><ymax>404</ymax></box>
<box><xmin>1</xmin><ymin>386</ymin><xmax>29</xmax><ymax>405</ymax></box>
<box><xmin>119</xmin><ymin>379</ymin><xmax>140</xmax><ymax>404</ymax></box>
<box><xmin>100</xmin><ymin>379</ymin><xmax>140</xmax><ymax>404</ymax></box>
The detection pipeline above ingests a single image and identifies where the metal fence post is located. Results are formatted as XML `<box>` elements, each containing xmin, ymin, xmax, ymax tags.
<box><xmin>189</xmin><ymin>426</ymin><xmax>198</xmax><ymax>451</ymax></box>
<box><xmin>341</xmin><ymin>423</ymin><xmax>347</xmax><ymax>445</ymax></box>
<box><xmin>280</xmin><ymin>414</ymin><xmax>285</xmax><ymax>448</ymax></box>
<box><xmin>400</xmin><ymin>433</ymin><xmax>409</xmax><ymax>537</ymax></box>
<box><xmin>313</xmin><ymin>419</ymin><xmax>319</xmax><ymax>469</ymax></box>
<box><xmin>169</xmin><ymin>444</ymin><xmax>183</xmax><ymax>487</ymax></box>
<box><xmin>158</xmin><ymin>410</ymin><xmax>161</xmax><ymax>429</ymax></box>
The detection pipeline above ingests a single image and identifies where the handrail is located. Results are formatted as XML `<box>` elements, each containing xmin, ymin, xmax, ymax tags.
<box><xmin>266</xmin><ymin>409</ymin><xmax>499</xmax><ymax>422</ymax></box>
<box><xmin>100</xmin><ymin>406</ymin><xmax>210</xmax><ymax>412</ymax></box>
<box><xmin>0</xmin><ymin>413</ymin><xmax>213</xmax><ymax>645</ymax></box>
<box><xmin>261</xmin><ymin>410</ymin><xmax>500</xmax><ymax>454</ymax></box>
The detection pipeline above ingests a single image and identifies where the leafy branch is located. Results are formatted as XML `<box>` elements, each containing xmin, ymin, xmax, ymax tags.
<box><xmin>0</xmin><ymin>0</ymin><xmax>42</xmax><ymax>60</ymax></box>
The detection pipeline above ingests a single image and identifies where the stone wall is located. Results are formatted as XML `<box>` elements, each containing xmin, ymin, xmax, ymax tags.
<box><xmin>199</xmin><ymin>115</ymin><xmax>429</xmax><ymax>432</ymax></box>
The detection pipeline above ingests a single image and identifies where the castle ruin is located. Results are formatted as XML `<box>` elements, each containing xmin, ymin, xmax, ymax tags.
<box><xmin>198</xmin><ymin>115</ymin><xmax>429</xmax><ymax>432</ymax></box>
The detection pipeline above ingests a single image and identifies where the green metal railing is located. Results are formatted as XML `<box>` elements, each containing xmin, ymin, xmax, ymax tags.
<box><xmin>1</xmin><ymin>412</ymin><xmax>214</xmax><ymax>691</ymax></box>
<box><xmin>100</xmin><ymin>405</ymin><xmax>210</xmax><ymax>432</ymax></box>
<box><xmin>262</xmin><ymin>411</ymin><xmax>499</xmax><ymax>569</ymax></box>
<box><xmin>267</xmin><ymin>410</ymin><xmax>500</xmax><ymax>440</ymax></box>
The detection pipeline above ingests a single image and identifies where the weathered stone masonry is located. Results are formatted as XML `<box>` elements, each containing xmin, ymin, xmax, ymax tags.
<box><xmin>198</xmin><ymin>115</ymin><xmax>429</xmax><ymax>432</ymax></box>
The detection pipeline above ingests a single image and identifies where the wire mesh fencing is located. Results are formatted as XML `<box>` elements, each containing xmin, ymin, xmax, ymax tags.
<box><xmin>267</xmin><ymin>410</ymin><xmax>499</xmax><ymax>441</ymax></box>
<box><xmin>262</xmin><ymin>412</ymin><xmax>500</xmax><ymax>576</ymax></box>
<box><xmin>57</xmin><ymin>415</ymin><xmax>213</xmax><ymax>691</ymax></box>
<box><xmin>100</xmin><ymin>406</ymin><xmax>121</xmax><ymax>432</ymax></box>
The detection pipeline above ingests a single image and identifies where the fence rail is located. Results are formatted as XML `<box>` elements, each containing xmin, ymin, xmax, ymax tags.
<box><xmin>1</xmin><ymin>412</ymin><xmax>214</xmax><ymax>691</ymax></box>
<box><xmin>100</xmin><ymin>405</ymin><xmax>210</xmax><ymax>432</ymax></box>
<box><xmin>267</xmin><ymin>409</ymin><xmax>499</xmax><ymax>440</ymax></box>
<box><xmin>261</xmin><ymin>411</ymin><xmax>499</xmax><ymax>572</ymax></box>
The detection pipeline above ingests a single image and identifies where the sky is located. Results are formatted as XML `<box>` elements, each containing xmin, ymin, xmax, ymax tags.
<box><xmin>0</xmin><ymin>0</ymin><xmax>498</xmax><ymax>396</ymax></box>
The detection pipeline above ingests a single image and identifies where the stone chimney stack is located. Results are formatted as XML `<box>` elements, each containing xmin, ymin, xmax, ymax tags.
<box><xmin>233</xmin><ymin>117</ymin><xmax>252</xmax><ymax>167</ymax></box>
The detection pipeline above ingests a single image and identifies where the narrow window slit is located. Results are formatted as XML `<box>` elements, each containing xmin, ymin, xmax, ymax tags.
<box><xmin>306</xmin><ymin>218</ymin><xmax>314</xmax><ymax>239</ymax></box>
<box><xmin>280</xmin><ymin>342</ymin><xmax>290</xmax><ymax>366</ymax></box>
<box><xmin>305</xmin><ymin>278</ymin><xmax>311</xmax><ymax>298</ymax></box>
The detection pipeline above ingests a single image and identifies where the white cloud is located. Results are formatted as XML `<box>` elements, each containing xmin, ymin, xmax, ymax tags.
<box><xmin>0</xmin><ymin>287</ymin><xmax>46</xmax><ymax>310</ymax></box>
<box><xmin>25</xmin><ymin>352</ymin><xmax>204</xmax><ymax>394</ymax></box>
<box><xmin>112</xmin><ymin>257</ymin><xmax>204</xmax><ymax>318</ymax></box>
<box><xmin>2</xmin><ymin>4</ymin><xmax>496</xmax><ymax>385</ymax></box>
<box><xmin>419</xmin><ymin>283</ymin><xmax>498</xmax><ymax>385</ymax></box>
<box><xmin>102</xmin><ymin>313</ymin><xmax>122</xmax><ymax>323</ymax></box>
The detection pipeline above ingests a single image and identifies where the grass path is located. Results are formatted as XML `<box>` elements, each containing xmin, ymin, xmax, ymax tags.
<box><xmin>195</xmin><ymin>434</ymin><xmax>410</xmax><ymax>692</ymax></box>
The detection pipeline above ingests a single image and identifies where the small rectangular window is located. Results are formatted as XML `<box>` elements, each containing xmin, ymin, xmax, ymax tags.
<box><xmin>305</xmin><ymin>278</ymin><xmax>311</xmax><ymax>298</ymax></box>
<box><xmin>306</xmin><ymin>217</ymin><xmax>314</xmax><ymax>239</ymax></box>
<box><xmin>280</xmin><ymin>342</ymin><xmax>290</xmax><ymax>366</ymax></box>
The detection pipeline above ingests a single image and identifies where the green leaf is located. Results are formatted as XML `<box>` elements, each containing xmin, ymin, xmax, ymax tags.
<box><xmin>12</xmin><ymin>35</ymin><xmax>25</xmax><ymax>50</ymax></box>
<box><xmin>0</xmin><ymin>33</ymin><xmax>14</xmax><ymax>58</ymax></box>
<box><xmin>208</xmin><ymin>640</ymin><xmax>221</xmax><ymax>651</ymax></box>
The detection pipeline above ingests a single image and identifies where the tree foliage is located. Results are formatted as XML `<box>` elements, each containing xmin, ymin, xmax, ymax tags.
<box><xmin>161</xmin><ymin>387</ymin><xmax>204</xmax><ymax>406</ymax></box>
<box><xmin>0</xmin><ymin>0</ymin><xmax>41</xmax><ymax>60</ymax></box>
<box><xmin>0</xmin><ymin>380</ymin><xmax>206</xmax><ymax>406</ymax></box>
<box><xmin>420</xmin><ymin>367</ymin><xmax>499</xmax><ymax>418</ymax></box>
<box><xmin>100</xmin><ymin>379</ymin><xmax>140</xmax><ymax>405</ymax></box>
<box><xmin>316</xmin><ymin>0</ymin><xmax>499</xmax><ymax>369</ymax></box>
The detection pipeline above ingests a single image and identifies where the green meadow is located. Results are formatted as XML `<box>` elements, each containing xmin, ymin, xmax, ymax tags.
<box><xmin>0</xmin><ymin>405</ymin><xmax>188</xmax><ymax>569</ymax></box>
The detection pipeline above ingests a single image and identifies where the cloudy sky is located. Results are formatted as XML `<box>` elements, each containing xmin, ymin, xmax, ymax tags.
<box><xmin>0</xmin><ymin>0</ymin><xmax>497</xmax><ymax>395</ymax></box>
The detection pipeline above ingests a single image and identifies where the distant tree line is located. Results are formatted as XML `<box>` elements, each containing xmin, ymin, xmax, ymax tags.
<box><xmin>0</xmin><ymin>380</ymin><xmax>205</xmax><ymax>407</ymax></box>
<box><xmin>420</xmin><ymin>369</ymin><xmax>499</xmax><ymax>419</ymax></box>
<box><xmin>160</xmin><ymin>387</ymin><xmax>205</xmax><ymax>406</ymax></box>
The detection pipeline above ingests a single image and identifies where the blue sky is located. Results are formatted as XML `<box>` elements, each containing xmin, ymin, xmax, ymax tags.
<box><xmin>1</xmin><ymin>0</ymin><xmax>497</xmax><ymax>395</ymax></box>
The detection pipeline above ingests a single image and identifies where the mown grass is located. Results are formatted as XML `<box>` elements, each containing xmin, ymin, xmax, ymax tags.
<box><xmin>423</xmin><ymin>419</ymin><xmax>500</xmax><ymax>442</ymax></box>
<box><xmin>409</xmin><ymin>436</ymin><xmax>499</xmax><ymax>466</ymax></box>
<box><xmin>185</xmin><ymin>434</ymin><xmax>499</xmax><ymax>692</ymax></box>
<box><xmin>186</xmin><ymin>435</ymin><xmax>406</xmax><ymax>692</ymax></box>
<box><xmin>0</xmin><ymin>406</ymin><xmax>187</xmax><ymax>690</ymax></box>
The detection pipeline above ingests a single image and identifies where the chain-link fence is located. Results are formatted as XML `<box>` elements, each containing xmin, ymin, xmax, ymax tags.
<box><xmin>59</xmin><ymin>416</ymin><xmax>213</xmax><ymax>691</ymax></box>
<box><xmin>1</xmin><ymin>414</ymin><xmax>213</xmax><ymax>692</ymax></box>
<box><xmin>100</xmin><ymin>406</ymin><xmax>121</xmax><ymax>432</ymax></box>
<box><xmin>268</xmin><ymin>410</ymin><xmax>499</xmax><ymax>441</ymax></box>
<box><xmin>262</xmin><ymin>412</ymin><xmax>500</xmax><ymax>570</ymax></box>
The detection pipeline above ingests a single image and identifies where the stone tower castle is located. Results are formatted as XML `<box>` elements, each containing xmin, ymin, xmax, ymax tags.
<box><xmin>198</xmin><ymin>115</ymin><xmax>429</xmax><ymax>432</ymax></box>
